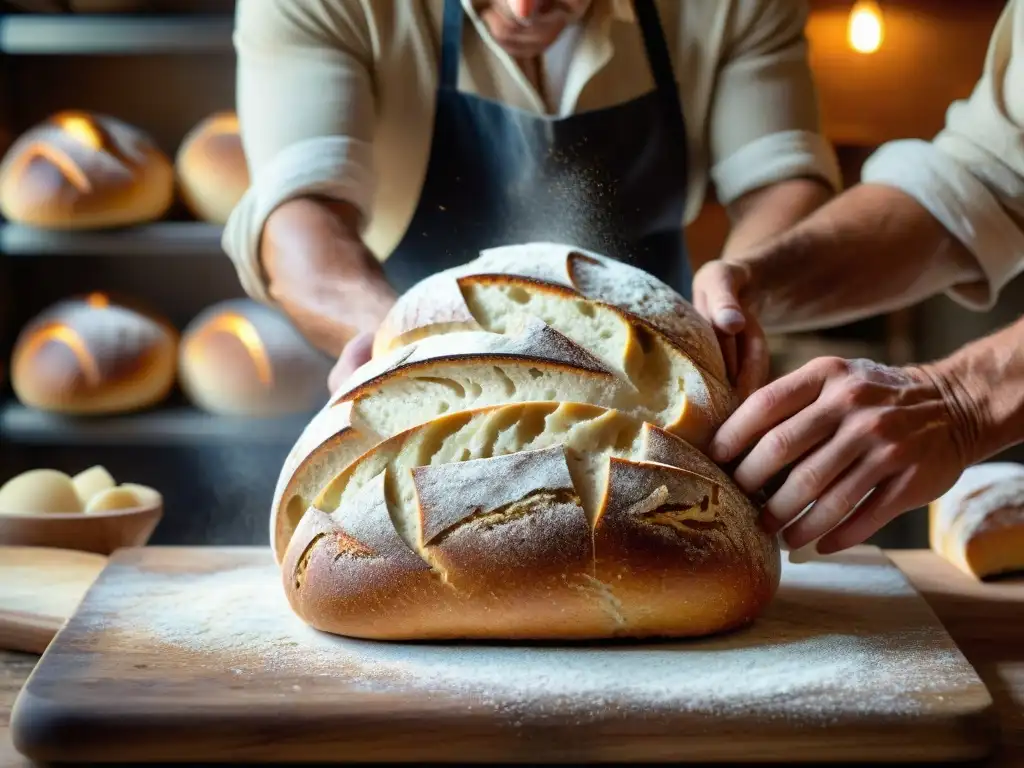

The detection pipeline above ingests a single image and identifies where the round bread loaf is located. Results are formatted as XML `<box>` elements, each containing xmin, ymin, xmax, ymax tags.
<box><xmin>272</xmin><ymin>243</ymin><xmax>778</xmax><ymax>641</ymax></box>
<box><xmin>11</xmin><ymin>293</ymin><xmax>178</xmax><ymax>415</ymax></box>
<box><xmin>0</xmin><ymin>111</ymin><xmax>173</xmax><ymax>229</ymax></box>
<box><xmin>179</xmin><ymin>299</ymin><xmax>333</xmax><ymax>417</ymax></box>
<box><xmin>175</xmin><ymin>112</ymin><xmax>249</xmax><ymax>225</ymax></box>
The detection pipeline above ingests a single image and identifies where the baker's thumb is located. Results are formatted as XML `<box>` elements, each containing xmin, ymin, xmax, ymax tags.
<box><xmin>702</xmin><ymin>263</ymin><xmax>748</xmax><ymax>335</ymax></box>
<box><xmin>328</xmin><ymin>332</ymin><xmax>374</xmax><ymax>394</ymax></box>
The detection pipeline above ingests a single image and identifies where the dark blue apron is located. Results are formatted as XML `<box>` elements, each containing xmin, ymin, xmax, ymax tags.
<box><xmin>382</xmin><ymin>0</ymin><xmax>693</xmax><ymax>299</ymax></box>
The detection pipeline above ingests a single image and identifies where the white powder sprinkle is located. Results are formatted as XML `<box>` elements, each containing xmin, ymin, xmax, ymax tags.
<box><xmin>76</xmin><ymin>554</ymin><xmax>974</xmax><ymax>723</ymax></box>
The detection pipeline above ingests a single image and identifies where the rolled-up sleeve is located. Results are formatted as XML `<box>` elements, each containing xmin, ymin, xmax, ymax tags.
<box><xmin>708</xmin><ymin>0</ymin><xmax>841</xmax><ymax>205</ymax></box>
<box><xmin>861</xmin><ymin>0</ymin><xmax>1024</xmax><ymax>310</ymax></box>
<box><xmin>223</xmin><ymin>0</ymin><xmax>377</xmax><ymax>303</ymax></box>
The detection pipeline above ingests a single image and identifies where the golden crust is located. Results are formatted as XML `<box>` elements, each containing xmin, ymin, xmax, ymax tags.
<box><xmin>279</xmin><ymin>404</ymin><xmax>780</xmax><ymax>640</ymax></box>
<box><xmin>178</xmin><ymin>299</ymin><xmax>332</xmax><ymax>417</ymax></box>
<box><xmin>175</xmin><ymin>111</ymin><xmax>249</xmax><ymax>225</ymax></box>
<box><xmin>0</xmin><ymin>111</ymin><xmax>173</xmax><ymax>229</ymax></box>
<box><xmin>11</xmin><ymin>296</ymin><xmax>177</xmax><ymax>415</ymax></box>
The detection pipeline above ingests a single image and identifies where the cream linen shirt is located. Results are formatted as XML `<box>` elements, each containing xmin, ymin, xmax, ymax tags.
<box><xmin>223</xmin><ymin>0</ymin><xmax>842</xmax><ymax>303</ymax></box>
<box><xmin>862</xmin><ymin>0</ymin><xmax>1024</xmax><ymax>310</ymax></box>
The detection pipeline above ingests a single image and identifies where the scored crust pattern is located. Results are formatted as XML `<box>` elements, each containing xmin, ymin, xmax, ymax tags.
<box><xmin>273</xmin><ymin>243</ymin><xmax>780</xmax><ymax>640</ymax></box>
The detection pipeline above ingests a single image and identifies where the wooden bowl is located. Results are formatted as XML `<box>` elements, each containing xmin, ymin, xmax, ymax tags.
<box><xmin>0</xmin><ymin>502</ymin><xmax>162</xmax><ymax>556</ymax></box>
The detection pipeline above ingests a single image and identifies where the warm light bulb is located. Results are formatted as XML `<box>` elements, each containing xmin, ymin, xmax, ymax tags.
<box><xmin>848</xmin><ymin>0</ymin><xmax>884</xmax><ymax>54</ymax></box>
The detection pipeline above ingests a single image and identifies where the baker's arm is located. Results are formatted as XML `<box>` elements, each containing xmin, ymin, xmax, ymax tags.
<box><xmin>223</xmin><ymin>0</ymin><xmax>394</xmax><ymax>361</ymax></box>
<box><xmin>700</xmin><ymin>0</ymin><xmax>1024</xmax><ymax>335</ymax></box>
<box><xmin>709</xmin><ymin>0</ymin><xmax>841</xmax><ymax>252</ymax></box>
<box><xmin>260</xmin><ymin>199</ymin><xmax>395</xmax><ymax>359</ymax></box>
<box><xmin>729</xmin><ymin>183</ymin><xmax>984</xmax><ymax>334</ymax></box>
<box><xmin>721</xmin><ymin>178</ymin><xmax>835</xmax><ymax>265</ymax></box>
<box><xmin>696</xmin><ymin>0</ymin><xmax>839</xmax><ymax>393</ymax></box>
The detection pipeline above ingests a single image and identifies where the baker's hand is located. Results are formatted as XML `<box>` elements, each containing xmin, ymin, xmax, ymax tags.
<box><xmin>709</xmin><ymin>358</ymin><xmax>970</xmax><ymax>554</ymax></box>
<box><xmin>328</xmin><ymin>332</ymin><xmax>374</xmax><ymax>394</ymax></box>
<box><xmin>692</xmin><ymin>260</ymin><xmax>770</xmax><ymax>402</ymax></box>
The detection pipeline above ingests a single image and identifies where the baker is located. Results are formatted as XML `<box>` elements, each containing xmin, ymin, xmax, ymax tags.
<box><xmin>222</xmin><ymin>0</ymin><xmax>840</xmax><ymax>389</ymax></box>
<box><xmin>695</xmin><ymin>0</ymin><xmax>1024</xmax><ymax>555</ymax></box>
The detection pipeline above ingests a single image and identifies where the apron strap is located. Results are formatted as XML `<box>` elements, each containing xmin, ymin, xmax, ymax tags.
<box><xmin>632</xmin><ymin>0</ymin><xmax>679</xmax><ymax>94</ymax></box>
<box><xmin>440</xmin><ymin>0</ymin><xmax>464</xmax><ymax>90</ymax></box>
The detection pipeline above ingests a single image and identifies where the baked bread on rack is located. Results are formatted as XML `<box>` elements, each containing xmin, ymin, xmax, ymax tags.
<box><xmin>179</xmin><ymin>299</ymin><xmax>332</xmax><ymax>417</ymax></box>
<box><xmin>175</xmin><ymin>112</ymin><xmax>249</xmax><ymax>225</ymax></box>
<box><xmin>11</xmin><ymin>293</ymin><xmax>177</xmax><ymax>415</ymax></box>
<box><xmin>272</xmin><ymin>243</ymin><xmax>779</xmax><ymax>640</ymax></box>
<box><xmin>0</xmin><ymin>111</ymin><xmax>173</xmax><ymax>229</ymax></box>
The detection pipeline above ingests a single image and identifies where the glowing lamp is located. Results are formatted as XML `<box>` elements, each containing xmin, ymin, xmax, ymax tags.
<box><xmin>848</xmin><ymin>0</ymin><xmax>884</xmax><ymax>54</ymax></box>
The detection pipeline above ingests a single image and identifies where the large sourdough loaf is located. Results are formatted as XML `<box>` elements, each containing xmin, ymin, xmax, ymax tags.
<box><xmin>273</xmin><ymin>243</ymin><xmax>779</xmax><ymax>640</ymax></box>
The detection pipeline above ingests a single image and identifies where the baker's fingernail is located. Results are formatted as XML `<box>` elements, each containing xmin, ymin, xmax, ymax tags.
<box><xmin>716</xmin><ymin>308</ymin><xmax>745</xmax><ymax>329</ymax></box>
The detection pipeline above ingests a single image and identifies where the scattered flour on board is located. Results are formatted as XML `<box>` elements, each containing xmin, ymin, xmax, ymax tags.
<box><xmin>79</xmin><ymin>557</ymin><xmax>972</xmax><ymax>721</ymax></box>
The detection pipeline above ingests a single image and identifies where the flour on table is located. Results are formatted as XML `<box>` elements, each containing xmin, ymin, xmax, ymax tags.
<box><xmin>77</xmin><ymin>555</ymin><xmax>972</xmax><ymax>722</ymax></box>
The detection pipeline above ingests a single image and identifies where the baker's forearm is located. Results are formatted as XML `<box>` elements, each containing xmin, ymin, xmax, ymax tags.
<box><xmin>925</xmin><ymin>315</ymin><xmax>1024</xmax><ymax>466</ymax></box>
<box><xmin>735</xmin><ymin>184</ymin><xmax>984</xmax><ymax>333</ymax></box>
<box><xmin>261</xmin><ymin>197</ymin><xmax>396</xmax><ymax>357</ymax></box>
<box><xmin>721</xmin><ymin>178</ymin><xmax>834</xmax><ymax>260</ymax></box>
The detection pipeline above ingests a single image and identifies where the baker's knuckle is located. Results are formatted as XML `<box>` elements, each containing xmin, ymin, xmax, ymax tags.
<box><xmin>816</xmin><ymin>356</ymin><xmax>849</xmax><ymax>377</ymax></box>
<box><xmin>789</xmin><ymin>464</ymin><xmax>824</xmax><ymax>495</ymax></box>
<box><xmin>876</xmin><ymin>441</ymin><xmax>906</xmax><ymax>466</ymax></box>
<box><xmin>752</xmin><ymin>386</ymin><xmax>779</xmax><ymax>411</ymax></box>
<box><xmin>763</xmin><ymin>428</ymin><xmax>792</xmax><ymax>458</ymax></box>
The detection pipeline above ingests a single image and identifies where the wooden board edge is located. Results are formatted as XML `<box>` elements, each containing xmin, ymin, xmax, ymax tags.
<box><xmin>7</xmin><ymin>696</ymin><xmax>1000</xmax><ymax>764</ymax></box>
<box><xmin>8</xmin><ymin>544</ymin><xmax>1003</xmax><ymax>764</ymax></box>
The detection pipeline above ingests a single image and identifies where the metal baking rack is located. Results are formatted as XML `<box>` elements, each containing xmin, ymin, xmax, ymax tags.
<box><xmin>0</xmin><ymin>2</ymin><xmax>306</xmax><ymax>546</ymax></box>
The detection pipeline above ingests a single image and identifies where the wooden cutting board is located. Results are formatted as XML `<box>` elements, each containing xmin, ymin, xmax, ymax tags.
<box><xmin>0</xmin><ymin>547</ymin><xmax>106</xmax><ymax>654</ymax></box>
<box><xmin>10</xmin><ymin>545</ymin><xmax>996</xmax><ymax>764</ymax></box>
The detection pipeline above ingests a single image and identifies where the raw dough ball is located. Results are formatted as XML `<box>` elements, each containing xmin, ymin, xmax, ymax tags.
<box><xmin>85</xmin><ymin>486</ymin><xmax>145</xmax><ymax>513</ymax></box>
<box><xmin>117</xmin><ymin>483</ymin><xmax>162</xmax><ymax>506</ymax></box>
<box><xmin>0</xmin><ymin>469</ymin><xmax>83</xmax><ymax>515</ymax></box>
<box><xmin>72</xmin><ymin>465</ymin><xmax>116</xmax><ymax>506</ymax></box>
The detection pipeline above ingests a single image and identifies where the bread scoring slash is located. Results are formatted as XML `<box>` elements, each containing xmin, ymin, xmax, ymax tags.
<box><xmin>273</xmin><ymin>242</ymin><xmax>780</xmax><ymax>640</ymax></box>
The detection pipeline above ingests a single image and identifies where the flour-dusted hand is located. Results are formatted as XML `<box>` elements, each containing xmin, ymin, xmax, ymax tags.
<box><xmin>692</xmin><ymin>260</ymin><xmax>770</xmax><ymax>402</ymax></box>
<box><xmin>710</xmin><ymin>357</ymin><xmax>975</xmax><ymax>554</ymax></box>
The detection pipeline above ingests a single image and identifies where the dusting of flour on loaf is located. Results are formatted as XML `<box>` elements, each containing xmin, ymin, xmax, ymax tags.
<box><xmin>78</xmin><ymin>554</ymin><xmax>972</xmax><ymax>722</ymax></box>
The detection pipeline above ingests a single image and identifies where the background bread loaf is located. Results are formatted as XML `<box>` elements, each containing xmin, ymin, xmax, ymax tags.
<box><xmin>0</xmin><ymin>111</ymin><xmax>173</xmax><ymax>229</ymax></box>
<box><xmin>930</xmin><ymin>462</ymin><xmax>1024</xmax><ymax>579</ymax></box>
<box><xmin>175</xmin><ymin>112</ymin><xmax>249</xmax><ymax>225</ymax></box>
<box><xmin>273</xmin><ymin>243</ymin><xmax>778</xmax><ymax>640</ymax></box>
<box><xmin>179</xmin><ymin>299</ymin><xmax>332</xmax><ymax>417</ymax></box>
<box><xmin>11</xmin><ymin>293</ymin><xmax>177</xmax><ymax>415</ymax></box>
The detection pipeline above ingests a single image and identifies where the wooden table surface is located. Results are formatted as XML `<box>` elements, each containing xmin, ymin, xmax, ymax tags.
<box><xmin>0</xmin><ymin>549</ymin><xmax>1020</xmax><ymax>767</ymax></box>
